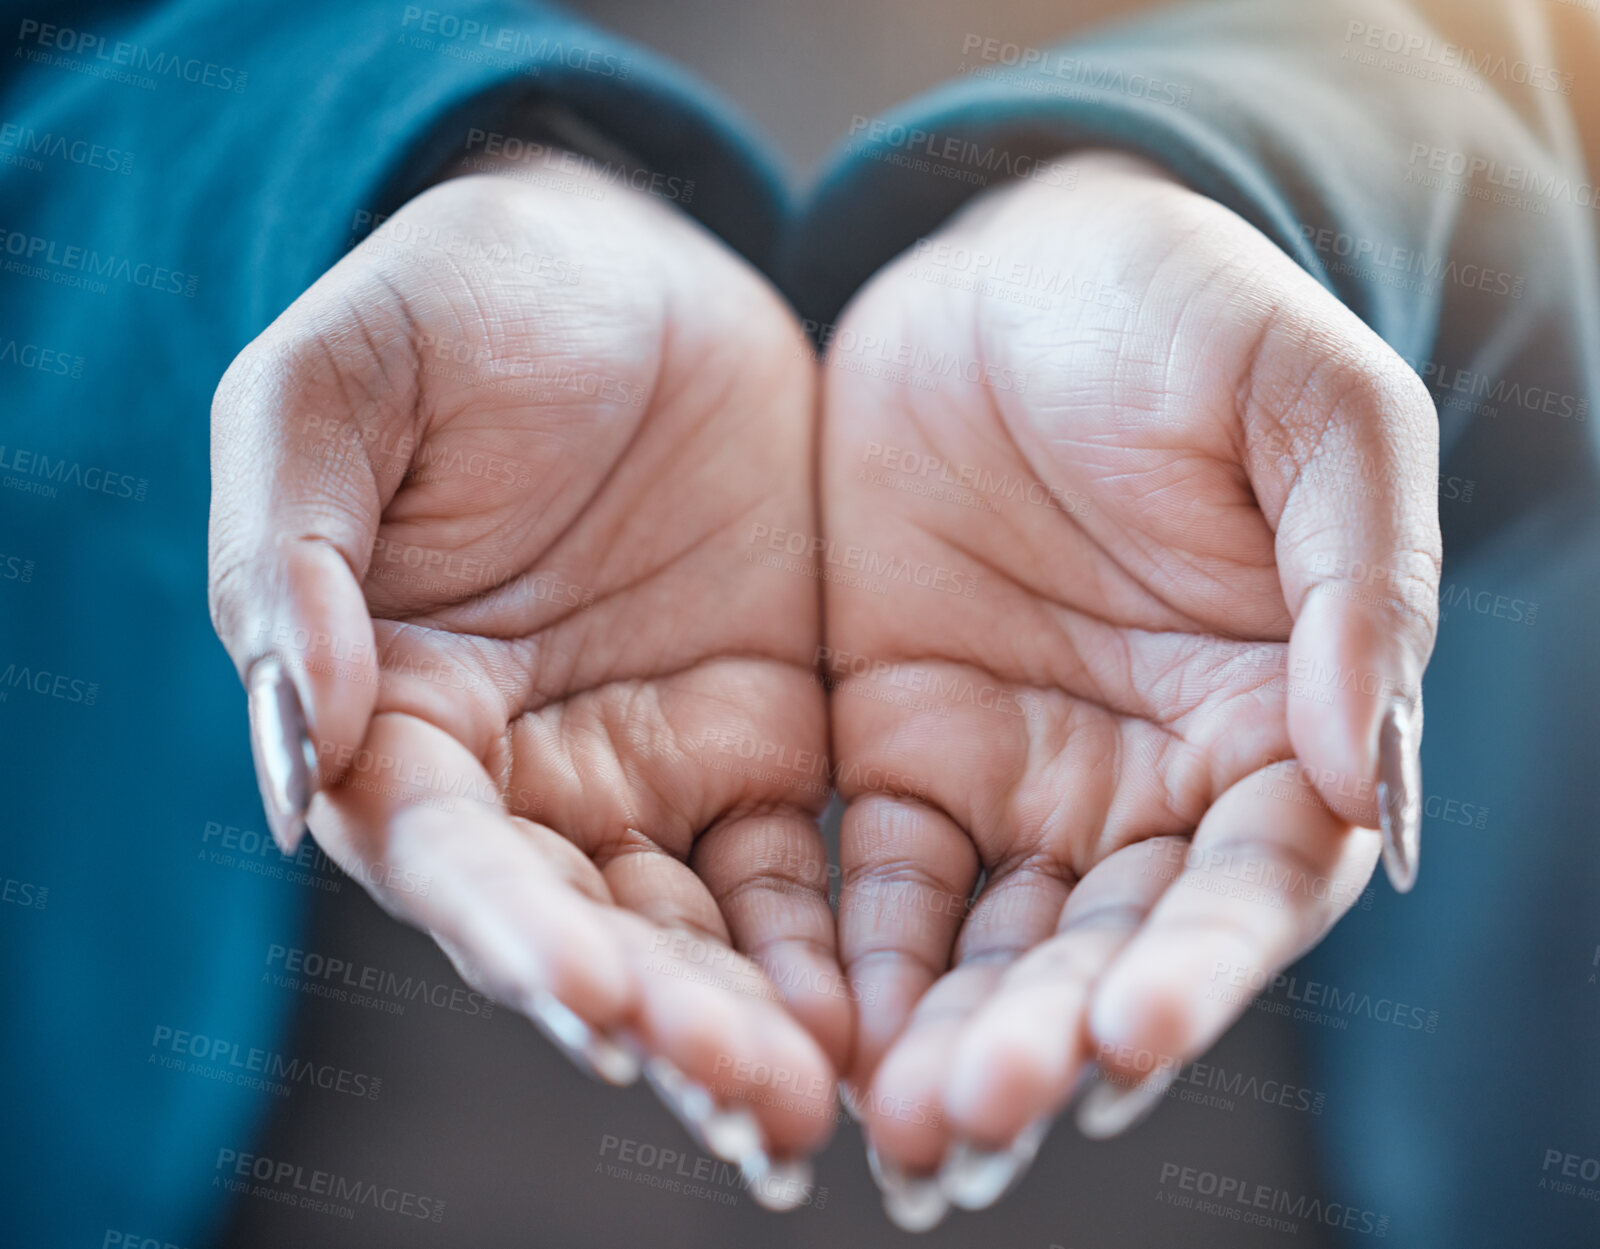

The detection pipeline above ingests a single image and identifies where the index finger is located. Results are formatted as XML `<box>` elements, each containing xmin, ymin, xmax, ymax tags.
<box><xmin>1079</xmin><ymin>760</ymin><xmax>1379</xmax><ymax>1133</ymax></box>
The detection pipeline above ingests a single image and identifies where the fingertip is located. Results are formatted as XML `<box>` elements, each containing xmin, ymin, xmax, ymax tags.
<box><xmin>630</xmin><ymin>933</ymin><xmax>838</xmax><ymax>1158</ymax></box>
<box><xmin>942</xmin><ymin>1029</ymin><xmax>1053</xmax><ymax>1145</ymax></box>
<box><xmin>861</xmin><ymin>1043</ymin><xmax>947</xmax><ymax>1172</ymax></box>
<box><xmin>1087</xmin><ymin>960</ymin><xmax>1200</xmax><ymax>1077</ymax></box>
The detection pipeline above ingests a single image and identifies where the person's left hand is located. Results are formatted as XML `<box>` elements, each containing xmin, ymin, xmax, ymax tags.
<box><xmin>816</xmin><ymin>150</ymin><xmax>1441</xmax><ymax>1227</ymax></box>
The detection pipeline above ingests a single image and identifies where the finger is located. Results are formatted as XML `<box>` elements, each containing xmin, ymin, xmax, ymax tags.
<box><xmin>1081</xmin><ymin>762</ymin><xmax>1379</xmax><ymax>1135</ymax></box>
<box><xmin>862</xmin><ymin>842</ymin><xmax>1076</xmax><ymax>1160</ymax></box>
<box><xmin>694</xmin><ymin>808</ymin><xmax>854</xmax><ymax>1074</ymax></box>
<box><xmin>938</xmin><ymin>836</ymin><xmax>1186</xmax><ymax>1158</ymax></box>
<box><xmin>499</xmin><ymin>660</ymin><xmax>847</xmax><ymax>1064</ymax></box>
<box><xmin>834</xmin><ymin>794</ymin><xmax>982</xmax><ymax>1232</ymax></box>
<box><xmin>595</xmin><ymin>818</ymin><xmax>848</xmax><ymax>1136</ymax></box>
<box><xmin>600</xmin><ymin>830</ymin><xmax>733</xmax><ymax>944</ymax></box>
<box><xmin>617</xmin><ymin>909</ymin><xmax>840</xmax><ymax>1169</ymax></box>
<box><xmin>209</xmin><ymin>277</ymin><xmax>414</xmax><ymax>851</ymax></box>
<box><xmin>844</xmin><ymin>848</ymin><xmax>1076</xmax><ymax>1230</ymax></box>
<box><xmin>316</xmin><ymin>710</ymin><xmax>838</xmax><ymax>1182</ymax></box>
<box><xmin>1237</xmin><ymin>294</ymin><xmax>1441</xmax><ymax>888</ymax></box>
<box><xmin>837</xmin><ymin>794</ymin><xmax>980</xmax><ymax>1090</ymax></box>
<box><xmin>858</xmin><ymin>959</ymin><xmax>1010</xmax><ymax>1232</ymax></box>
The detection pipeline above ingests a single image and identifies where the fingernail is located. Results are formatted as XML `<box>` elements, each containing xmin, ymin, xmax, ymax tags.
<box><xmin>704</xmin><ymin>1105</ymin><xmax>764</xmax><ymax>1165</ymax></box>
<box><xmin>526</xmin><ymin>990</ymin><xmax>641</xmax><ymax>1086</ymax></box>
<box><xmin>247</xmin><ymin>655</ymin><xmax>316</xmax><ymax>855</ymax></box>
<box><xmin>867</xmin><ymin>1143</ymin><xmax>948</xmax><ymax>1232</ymax></box>
<box><xmin>1076</xmin><ymin>1062</ymin><xmax>1178</xmax><ymax>1140</ymax></box>
<box><xmin>839</xmin><ymin>1081</ymin><xmax>863</xmax><ymax>1122</ymax></box>
<box><xmin>644</xmin><ymin>1056</ymin><xmax>765</xmax><ymax>1166</ymax></box>
<box><xmin>1378</xmin><ymin>699</ymin><xmax>1421</xmax><ymax>893</ymax></box>
<box><xmin>742</xmin><ymin>1154</ymin><xmax>814</xmax><ymax>1212</ymax></box>
<box><xmin>939</xmin><ymin>1116</ymin><xmax>1049</xmax><ymax>1211</ymax></box>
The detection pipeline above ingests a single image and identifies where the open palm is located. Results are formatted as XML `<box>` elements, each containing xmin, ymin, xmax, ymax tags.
<box><xmin>820</xmin><ymin>151</ymin><xmax>1440</xmax><ymax>1223</ymax></box>
<box><xmin>209</xmin><ymin>157</ymin><xmax>842</xmax><ymax>1199</ymax></box>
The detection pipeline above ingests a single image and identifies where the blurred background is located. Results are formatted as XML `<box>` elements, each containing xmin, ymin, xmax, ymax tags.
<box><xmin>3</xmin><ymin>2</ymin><xmax>1595</xmax><ymax>1247</ymax></box>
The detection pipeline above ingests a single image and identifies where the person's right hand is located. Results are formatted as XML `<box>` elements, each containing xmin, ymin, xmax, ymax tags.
<box><xmin>207</xmin><ymin>152</ymin><xmax>842</xmax><ymax>1203</ymax></box>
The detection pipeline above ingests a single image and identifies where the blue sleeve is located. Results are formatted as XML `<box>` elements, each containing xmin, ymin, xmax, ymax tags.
<box><xmin>0</xmin><ymin>3</ymin><xmax>784</xmax><ymax>1245</ymax></box>
<box><xmin>2</xmin><ymin>0</ymin><xmax>789</xmax><ymax>326</ymax></box>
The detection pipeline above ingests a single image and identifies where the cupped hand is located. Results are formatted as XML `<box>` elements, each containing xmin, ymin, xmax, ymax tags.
<box><xmin>818</xmin><ymin>150</ymin><xmax>1440</xmax><ymax>1225</ymax></box>
<box><xmin>208</xmin><ymin>153</ymin><xmax>843</xmax><ymax>1201</ymax></box>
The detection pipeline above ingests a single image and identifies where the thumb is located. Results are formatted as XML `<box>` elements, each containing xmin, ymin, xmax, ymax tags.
<box><xmin>1241</xmin><ymin>302</ymin><xmax>1441</xmax><ymax>892</ymax></box>
<box><xmin>208</xmin><ymin>284</ymin><xmax>414</xmax><ymax>853</ymax></box>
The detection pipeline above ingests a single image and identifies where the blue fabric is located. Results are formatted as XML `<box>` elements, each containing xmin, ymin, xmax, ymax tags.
<box><xmin>0</xmin><ymin>2</ymin><xmax>785</xmax><ymax>1243</ymax></box>
<box><xmin>785</xmin><ymin>1</ymin><xmax>1600</xmax><ymax>1243</ymax></box>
